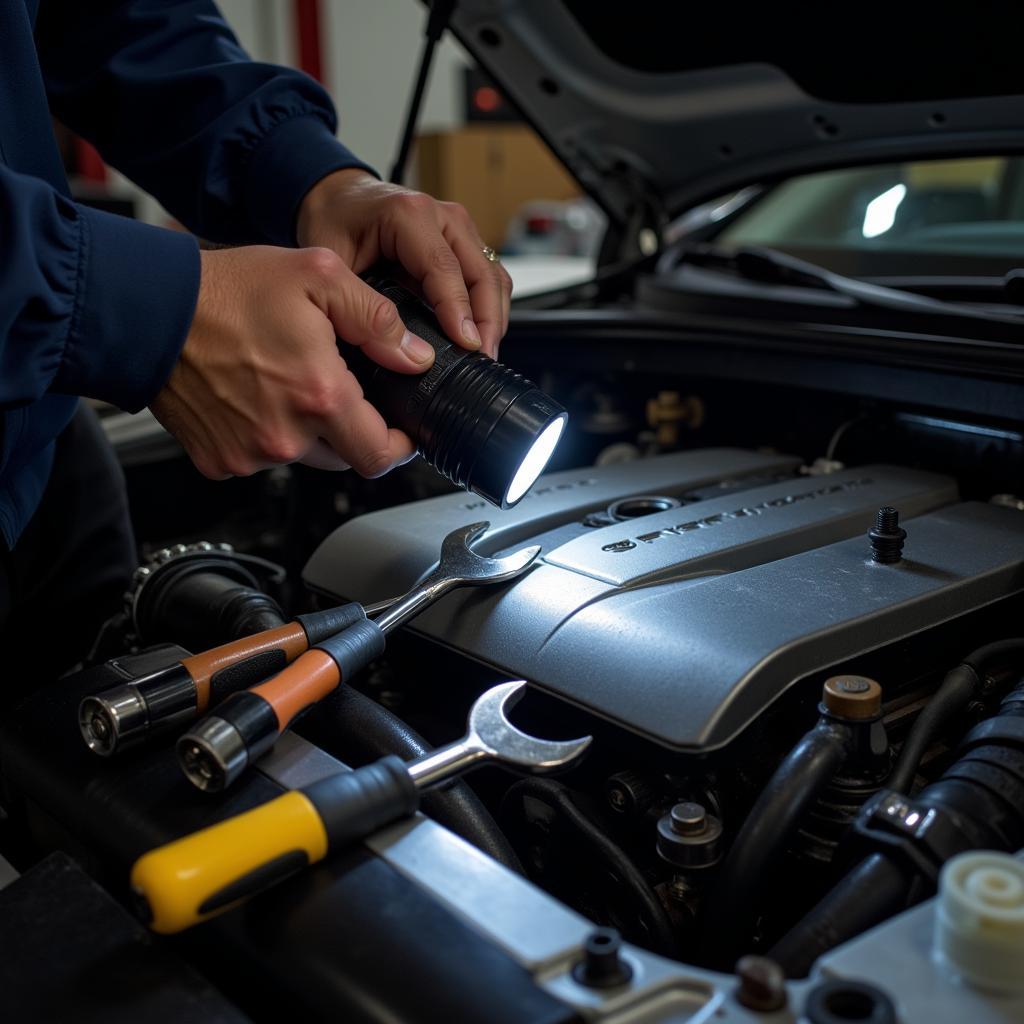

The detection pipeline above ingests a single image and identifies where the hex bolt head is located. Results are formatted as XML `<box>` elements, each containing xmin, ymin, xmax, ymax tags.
<box><xmin>571</xmin><ymin>928</ymin><xmax>633</xmax><ymax>989</ymax></box>
<box><xmin>735</xmin><ymin>955</ymin><xmax>787</xmax><ymax>1013</ymax></box>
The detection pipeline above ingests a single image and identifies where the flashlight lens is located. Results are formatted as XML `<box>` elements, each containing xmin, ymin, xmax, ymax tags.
<box><xmin>346</xmin><ymin>278</ymin><xmax>569</xmax><ymax>509</ymax></box>
<box><xmin>504</xmin><ymin>415</ymin><xmax>567</xmax><ymax>506</ymax></box>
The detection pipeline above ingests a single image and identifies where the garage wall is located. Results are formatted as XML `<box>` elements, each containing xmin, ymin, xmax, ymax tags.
<box><xmin>215</xmin><ymin>0</ymin><xmax>294</xmax><ymax>64</ymax></box>
<box><xmin>214</xmin><ymin>0</ymin><xmax>471</xmax><ymax>179</ymax></box>
<box><xmin>321</xmin><ymin>0</ymin><xmax>469</xmax><ymax>179</ymax></box>
<box><xmin>114</xmin><ymin>0</ymin><xmax>469</xmax><ymax>223</ymax></box>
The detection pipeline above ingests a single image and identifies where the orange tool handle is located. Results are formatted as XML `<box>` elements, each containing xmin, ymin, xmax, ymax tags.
<box><xmin>176</xmin><ymin>618</ymin><xmax>387</xmax><ymax>792</ymax></box>
<box><xmin>178</xmin><ymin>604</ymin><xmax>368</xmax><ymax>713</ymax></box>
<box><xmin>248</xmin><ymin>649</ymin><xmax>342</xmax><ymax>730</ymax></box>
<box><xmin>181</xmin><ymin>623</ymin><xmax>309</xmax><ymax>712</ymax></box>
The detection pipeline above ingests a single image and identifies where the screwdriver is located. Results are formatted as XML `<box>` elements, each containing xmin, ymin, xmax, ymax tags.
<box><xmin>176</xmin><ymin>523</ymin><xmax>540</xmax><ymax>793</ymax></box>
<box><xmin>132</xmin><ymin>681</ymin><xmax>591</xmax><ymax>934</ymax></box>
<box><xmin>78</xmin><ymin>602</ymin><xmax>374</xmax><ymax>756</ymax></box>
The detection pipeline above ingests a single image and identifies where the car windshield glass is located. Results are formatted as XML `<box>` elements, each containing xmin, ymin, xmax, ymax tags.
<box><xmin>716</xmin><ymin>157</ymin><xmax>1024</xmax><ymax>277</ymax></box>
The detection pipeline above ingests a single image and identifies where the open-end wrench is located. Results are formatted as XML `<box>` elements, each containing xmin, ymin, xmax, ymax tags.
<box><xmin>176</xmin><ymin>523</ymin><xmax>541</xmax><ymax>792</ymax></box>
<box><xmin>133</xmin><ymin>681</ymin><xmax>591</xmax><ymax>933</ymax></box>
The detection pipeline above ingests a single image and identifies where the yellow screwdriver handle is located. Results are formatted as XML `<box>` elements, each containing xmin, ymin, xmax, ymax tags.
<box><xmin>130</xmin><ymin>791</ymin><xmax>328</xmax><ymax>934</ymax></box>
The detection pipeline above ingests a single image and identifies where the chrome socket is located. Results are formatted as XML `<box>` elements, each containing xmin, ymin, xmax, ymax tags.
<box><xmin>79</xmin><ymin>687</ymin><xmax>148</xmax><ymax>756</ymax></box>
<box><xmin>177</xmin><ymin>717</ymin><xmax>248</xmax><ymax>793</ymax></box>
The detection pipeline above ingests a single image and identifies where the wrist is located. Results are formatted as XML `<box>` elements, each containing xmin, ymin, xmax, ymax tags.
<box><xmin>297</xmin><ymin>167</ymin><xmax>377</xmax><ymax>247</ymax></box>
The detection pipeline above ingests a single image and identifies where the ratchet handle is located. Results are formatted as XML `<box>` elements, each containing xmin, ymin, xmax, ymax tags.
<box><xmin>80</xmin><ymin>603</ymin><xmax>369</xmax><ymax>758</ymax></box>
<box><xmin>181</xmin><ymin>603</ymin><xmax>367</xmax><ymax>712</ymax></box>
<box><xmin>177</xmin><ymin>618</ymin><xmax>387</xmax><ymax>792</ymax></box>
<box><xmin>255</xmin><ymin>617</ymin><xmax>387</xmax><ymax>731</ymax></box>
<box><xmin>181</xmin><ymin>623</ymin><xmax>308</xmax><ymax>712</ymax></box>
<box><xmin>132</xmin><ymin>756</ymin><xmax>416</xmax><ymax>933</ymax></box>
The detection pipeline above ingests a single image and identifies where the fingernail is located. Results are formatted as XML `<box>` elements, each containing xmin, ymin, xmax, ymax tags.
<box><xmin>461</xmin><ymin>318</ymin><xmax>482</xmax><ymax>349</ymax></box>
<box><xmin>401</xmin><ymin>330</ymin><xmax>435</xmax><ymax>364</ymax></box>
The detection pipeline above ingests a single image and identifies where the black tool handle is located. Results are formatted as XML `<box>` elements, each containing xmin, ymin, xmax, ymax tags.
<box><xmin>302</xmin><ymin>754</ymin><xmax>419</xmax><ymax>849</ymax></box>
<box><xmin>296</xmin><ymin>602</ymin><xmax>367</xmax><ymax>645</ymax></box>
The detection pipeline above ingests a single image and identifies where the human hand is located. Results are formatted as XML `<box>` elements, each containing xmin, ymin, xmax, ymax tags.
<box><xmin>151</xmin><ymin>246</ymin><xmax>435</xmax><ymax>478</ymax></box>
<box><xmin>296</xmin><ymin>169</ymin><xmax>512</xmax><ymax>359</ymax></box>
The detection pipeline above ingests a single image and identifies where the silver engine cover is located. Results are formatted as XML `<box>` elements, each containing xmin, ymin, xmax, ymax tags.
<box><xmin>303</xmin><ymin>449</ymin><xmax>1024</xmax><ymax>751</ymax></box>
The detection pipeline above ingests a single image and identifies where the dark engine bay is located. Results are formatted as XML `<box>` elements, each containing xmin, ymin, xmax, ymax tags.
<box><xmin>304</xmin><ymin>446</ymin><xmax>1024</xmax><ymax>962</ymax></box>
<box><xmin>2</xmin><ymin>364</ymin><xmax>1024</xmax><ymax>1023</ymax></box>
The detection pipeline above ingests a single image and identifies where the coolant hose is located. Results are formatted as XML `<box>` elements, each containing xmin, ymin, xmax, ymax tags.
<box><xmin>703</xmin><ymin>720</ymin><xmax>852</xmax><ymax>966</ymax></box>
<box><xmin>888</xmin><ymin>638</ymin><xmax>1024</xmax><ymax>794</ymax></box>
<box><xmin>767</xmin><ymin>853</ymin><xmax>915</xmax><ymax>977</ymax></box>
<box><xmin>770</xmin><ymin>676</ymin><xmax>1024</xmax><ymax>977</ymax></box>
<box><xmin>298</xmin><ymin>683</ymin><xmax>524</xmax><ymax>875</ymax></box>
<box><xmin>502</xmin><ymin>776</ymin><xmax>678</xmax><ymax>957</ymax></box>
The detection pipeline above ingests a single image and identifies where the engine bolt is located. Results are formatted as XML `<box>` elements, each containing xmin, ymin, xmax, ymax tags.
<box><xmin>656</xmin><ymin>801</ymin><xmax>723</xmax><ymax>869</ymax></box>
<box><xmin>605</xmin><ymin>770</ymin><xmax>655</xmax><ymax>816</ymax></box>
<box><xmin>670</xmin><ymin>802</ymin><xmax>707</xmax><ymax>836</ymax></box>
<box><xmin>571</xmin><ymin>928</ymin><xmax>633</xmax><ymax>989</ymax></box>
<box><xmin>735</xmin><ymin>955</ymin><xmax>788</xmax><ymax>1012</ymax></box>
<box><xmin>869</xmin><ymin>506</ymin><xmax>907</xmax><ymax>563</ymax></box>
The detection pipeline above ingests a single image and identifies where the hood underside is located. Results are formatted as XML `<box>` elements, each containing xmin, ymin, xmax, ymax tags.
<box><xmin>449</xmin><ymin>2</ymin><xmax>1024</xmax><ymax>238</ymax></box>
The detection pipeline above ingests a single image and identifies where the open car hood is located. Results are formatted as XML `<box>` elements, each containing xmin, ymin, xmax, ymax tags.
<box><xmin>448</xmin><ymin>2</ymin><xmax>1024</xmax><ymax>250</ymax></box>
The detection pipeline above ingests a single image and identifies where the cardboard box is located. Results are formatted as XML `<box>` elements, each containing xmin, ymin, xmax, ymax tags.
<box><xmin>415</xmin><ymin>125</ymin><xmax>580</xmax><ymax>248</ymax></box>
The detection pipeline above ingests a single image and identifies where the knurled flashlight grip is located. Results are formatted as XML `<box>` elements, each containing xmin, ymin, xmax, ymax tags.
<box><xmin>343</xmin><ymin>278</ymin><xmax>567</xmax><ymax>510</ymax></box>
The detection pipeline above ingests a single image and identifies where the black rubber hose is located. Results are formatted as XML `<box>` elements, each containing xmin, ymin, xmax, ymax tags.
<box><xmin>299</xmin><ymin>683</ymin><xmax>524</xmax><ymax>876</ymax></box>
<box><xmin>888</xmin><ymin>638</ymin><xmax>1024</xmax><ymax>794</ymax></box>
<box><xmin>137</xmin><ymin>568</ymin><xmax>285</xmax><ymax>649</ymax></box>
<box><xmin>502</xmin><ymin>776</ymin><xmax>678</xmax><ymax>957</ymax></box>
<box><xmin>770</xmin><ymin>676</ymin><xmax>1024</xmax><ymax>977</ymax></box>
<box><xmin>768</xmin><ymin>853</ymin><xmax>914</xmax><ymax>978</ymax></box>
<box><xmin>703</xmin><ymin>720</ymin><xmax>852</xmax><ymax>965</ymax></box>
<box><xmin>887</xmin><ymin>665</ymin><xmax>977</xmax><ymax>794</ymax></box>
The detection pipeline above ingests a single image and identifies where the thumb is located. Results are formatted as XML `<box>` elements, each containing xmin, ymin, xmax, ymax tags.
<box><xmin>322</xmin><ymin>263</ymin><xmax>435</xmax><ymax>374</ymax></box>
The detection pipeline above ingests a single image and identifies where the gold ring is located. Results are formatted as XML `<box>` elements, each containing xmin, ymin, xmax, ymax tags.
<box><xmin>481</xmin><ymin>245</ymin><xmax>500</xmax><ymax>263</ymax></box>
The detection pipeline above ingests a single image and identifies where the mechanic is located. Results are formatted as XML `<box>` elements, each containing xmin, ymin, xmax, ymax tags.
<box><xmin>0</xmin><ymin>1</ymin><xmax>512</xmax><ymax>689</ymax></box>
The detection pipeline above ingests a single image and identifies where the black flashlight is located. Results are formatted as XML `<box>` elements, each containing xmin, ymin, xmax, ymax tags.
<box><xmin>341</xmin><ymin>277</ymin><xmax>567</xmax><ymax>509</ymax></box>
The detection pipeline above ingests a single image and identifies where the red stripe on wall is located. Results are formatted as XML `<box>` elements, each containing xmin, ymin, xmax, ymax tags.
<box><xmin>294</xmin><ymin>0</ymin><xmax>323</xmax><ymax>82</ymax></box>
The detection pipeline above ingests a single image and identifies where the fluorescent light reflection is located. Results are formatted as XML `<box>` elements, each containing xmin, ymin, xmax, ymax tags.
<box><xmin>862</xmin><ymin>183</ymin><xmax>907</xmax><ymax>238</ymax></box>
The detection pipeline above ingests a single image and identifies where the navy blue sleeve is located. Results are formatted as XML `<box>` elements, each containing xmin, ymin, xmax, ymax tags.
<box><xmin>34</xmin><ymin>0</ymin><xmax>377</xmax><ymax>247</ymax></box>
<box><xmin>0</xmin><ymin>161</ymin><xmax>199</xmax><ymax>412</ymax></box>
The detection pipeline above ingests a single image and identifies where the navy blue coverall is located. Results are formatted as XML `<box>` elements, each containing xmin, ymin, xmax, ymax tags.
<box><xmin>0</xmin><ymin>0</ymin><xmax>374</xmax><ymax>682</ymax></box>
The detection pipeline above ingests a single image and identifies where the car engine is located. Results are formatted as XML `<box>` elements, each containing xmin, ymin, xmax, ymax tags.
<box><xmin>300</xmin><ymin>444</ymin><xmax>1024</xmax><ymax>968</ymax></box>
<box><xmin>4</xmin><ymin>372</ymin><xmax>1024</xmax><ymax>1022</ymax></box>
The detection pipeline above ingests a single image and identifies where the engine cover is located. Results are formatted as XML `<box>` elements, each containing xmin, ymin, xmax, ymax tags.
<box><xmin>304</xmin><ymin>450</ymin><xmax>1024</xmax><ymax>751</ymax></box>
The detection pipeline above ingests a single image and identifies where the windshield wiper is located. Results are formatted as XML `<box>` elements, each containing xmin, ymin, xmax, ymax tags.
<box><xmin>685</xmin><ymin>245</ymin><xmax>1024</xmax><ymax>328</ymax></box>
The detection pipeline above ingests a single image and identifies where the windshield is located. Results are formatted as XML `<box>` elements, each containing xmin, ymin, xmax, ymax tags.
<box><xmin>716</xmin><ymin>157</ymin><xmax>1024</xmax><ymax>277</ymax></box>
